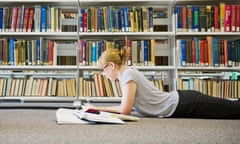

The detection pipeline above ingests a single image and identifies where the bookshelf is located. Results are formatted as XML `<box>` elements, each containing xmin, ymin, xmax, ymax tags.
<box><xmin>1</xmin><ymin>0</ymin><xmax>238</xmax><ymax>107</ymax></box>
<box><xmin>175</xmin><ymin>0</ymin><xmax>240</xmax><ymax>100</ymax></box>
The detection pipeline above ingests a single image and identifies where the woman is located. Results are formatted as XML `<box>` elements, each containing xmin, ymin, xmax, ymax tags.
<box><xmin>91</xmin><ymin>47</ymin><xmax>240</xmax><ymax>119</ymax></box>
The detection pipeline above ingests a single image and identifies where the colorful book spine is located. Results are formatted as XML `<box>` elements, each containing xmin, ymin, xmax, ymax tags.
<box><xmin>186</xmin><ymin>5</ymin><xmax>193</xmax><ymax>32</ymax></box>
<box><xmin>9</xmin><ymin>38</ymin><xmax>15</xmax><ymax>66</ymax></box>
<box><xmin>193</xmin><ymin>6</ymin><xmax>199</xmax><ymax>32</ymax></box>
<box><xmin>224</xmin><ymin>4</ymin><xmax>231</xmax><ymax>32</ymax></box>
<box><xmin>148</xmin><ymin>7</ymin><xmax>153</xmax><ymax>32</ymax></box>
<box><xmin>143</xmin><ymin>40</ymin><xmax>148</xmax><ymax>66</ymax></box>
<box><xmin>0</xmin><ymin>8</ymin><xmax>3</xmax><ymax>32</ymax></box>
<box><xmin>180</xmin><ymin>39</ymin><xmax>186</xmax><ymax>66</ymax></box>
<box><xmin>219</xmin><ymin>2</ymin><xmax>225</xmax><ymax>32</ymax></box>
<box><xmin>40</xmin><ymin>5</ymin><xmax>47</xmax><ymax>32</ymax></box>
<box><xmin>199</xmin><ymin>6</ymin><xmax>207</xmax><ymax>32</ymax></box>
<box><xmin>175</xmin><ymin>6</ymin><xmax>182</xmax><ymax>32</ymax></box>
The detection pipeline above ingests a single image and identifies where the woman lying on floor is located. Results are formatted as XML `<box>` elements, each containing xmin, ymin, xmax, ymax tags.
<box><xmin>87</xmin><ymin>47</ymin><xmax>240</xmax><ymax>119</ymax></box>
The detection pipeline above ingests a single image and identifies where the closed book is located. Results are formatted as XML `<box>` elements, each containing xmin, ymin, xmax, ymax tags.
<box><xmin>219</xmin><ymin>2</ymin><xmax>225</xmax><ymax>32</ymax></box>
<box><xmin>181</xmin><ymin>6</ymin><xmax>187</xmax><ymax>32</ymax></box>
<box><xmin>199</xmin><ymin>6</ymin><xmax>207</xmax><ymax>32</ymax></box>
<box><xmin>211</xmin><ymin>37</ymin><xmax>220</xmax><ymax>66</ymax></box>
<box><xmin>27</xmin><ymin>7</ymin><xmax>34</xmax><ymax>32</ymax></box>
<box><xmin>40</xmin><ymin>5</ymin><xmax>47</xmax><ymax>32</ymax></box>
<box><xmin>224</xmin><ymin>4</ymin><xmax>231</xmax><ymax>32</ymax></box>
<box><xmin>11</xmin><ymin>7</ymin><xmax>18</xmax><ymax>32</ymax></box>
<box><xmin>0</xmin><ymin>8</ymin><xmax>3</xmax><ymax>32</ymax></box>
<box><xmin>231</xmin><ymin>5</ymin><xmax>236</xmax><ymax>32</ymax></box>
<box><xmin>186</xmin><ymin>5</ymin><xmax>193</xmax><ymax>32</ymax></box>
<box><xmin>175</xmin><ymin>6</ymin><xmax>182</xmax><ymax>32</ymax></box>
<box><xmin>214</xmin><ymin>6</ymin><xmax>219</xmax><ymax>32</ymax></box>
<box><xmin>23</xmin><ymin>7</ymin><xmax>29</xmax><ymax>32</ymax></box>
<box><xmin>180</xmin><ymin>39</ymin><xmax>186</xmax><ymax>66</ymax></box>
<box><xmin>206</xmin><ymin>5</ymin><xmax>212</xmax><ymax>32</ymax></box>
<box><xmin>193</xmin><ymin>6</ymin><xmax>199</xmax><ymax>32</ymax></box>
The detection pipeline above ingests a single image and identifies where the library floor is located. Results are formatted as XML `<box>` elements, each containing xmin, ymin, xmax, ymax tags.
<box><xmin>0</xmin><ymin>108</ymin><xmax>240</xmax><ymax>144</ymax></box>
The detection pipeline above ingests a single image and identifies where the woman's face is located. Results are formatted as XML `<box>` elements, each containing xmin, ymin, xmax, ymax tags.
<box><xmin>102</xmin><ymin>62</ymin><xmax>118</xmax><ymax>81</ymax></box>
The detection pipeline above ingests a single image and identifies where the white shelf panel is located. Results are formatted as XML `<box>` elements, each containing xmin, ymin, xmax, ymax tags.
<box><xmin>178</xmin><ymin>67</ymin><xmax>240</xmax><ymax>72</ymax></box>
<box><xmin>0</xmin><ymin>65</ymin><xmax>78</xmax><ymax>70</ymax></box>
<box><xmin>79</xmin><ymin>32</ymin><xmax>174</xmax><ymax>37</ymax></box>
<box><xmin>176</xmin><ymin>32</ymin><xmax>240</xmax><ymax>36</ymax></box>
<box><xmin>0</xmin><ymin>32</ymin><xmax>77</xmax><ymax>37</ymax></box>
<box><xmin>77</xmin><ymin>66</ymin><xmax>175</xmax><ymax>71</ymax></box>
<box><xmin>79</xmin><ymin>0</ymin><xmax>174</xmax><ymax>5</ymax></box>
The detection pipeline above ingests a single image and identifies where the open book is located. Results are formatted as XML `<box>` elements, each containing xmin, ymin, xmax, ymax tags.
<box><xmin>56</xmin><ymin>108</ymin><xmax>140</xmax><ymax>124</ymax></box>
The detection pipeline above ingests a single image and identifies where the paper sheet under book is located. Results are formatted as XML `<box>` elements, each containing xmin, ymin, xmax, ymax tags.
<box><xmin>56</xmin><ymin>108</ymin><xmax>125</xmax><ymax>124</ymax></box>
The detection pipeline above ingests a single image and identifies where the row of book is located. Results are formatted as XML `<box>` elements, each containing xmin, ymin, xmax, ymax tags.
<box><xmin>0</xmin><ymin>77</ymin><xmax>76</xmax><ymax>97</ymax></box>
<box><xmin>79</xmin><ymin>38</ymin><xmax>156</xmax><ymax>66</ymax></box>
<box><xmin>0</xmin><ymin>73</ymin><xmax>165</xmax><ymax>97</ymax></box>
<box><xmin>177</xmin><ymin>37</ymin><xmax>240</xmax><ymax>67</ymax></box>
<box><xmin>0</xmin><ymin>37</ymin><xmax>160</xmax><ymax>66</ymax></box>
<box><xmin>0</xmin><ymin>38</ymin><xmax>77</xmax><ymax>66</ymax></box>
<box><xmin>0</xmin><ymin>5</ymin><xmax>77</xmax><ymax>32</ymax></box>
<box><xmin>175</xmin><ymin>3</ymin><xmax>240</xmax><ymax>32</ymax></box>
<box><xmin>178</xmin><ymin>77</ymin><xmax>240</xmax><ymax>99</ymax></box>
<box><xmin>79</xmin><ymin>6</ymin><xmax>155</xmax><ymax>33</ymax></box>
<box><xmin>0</xmin><ymin>5</ymin><xmax>168</xmax><ymax>33</ymax></box>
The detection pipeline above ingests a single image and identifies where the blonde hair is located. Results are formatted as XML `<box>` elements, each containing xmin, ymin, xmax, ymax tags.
<box><xmin>97</xmin><ymin>47</ymin><xmax>128</xmax><ymax>68</ymax></box>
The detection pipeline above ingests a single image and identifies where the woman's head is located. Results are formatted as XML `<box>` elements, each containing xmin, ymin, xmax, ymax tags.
<box><xmin>98</xmin><ymin>47</ymin><xmax>127</xmax><ymax>80</ymax></box>
<box><xmin>98</xmin><ymin>48</ymin><xmax>127</xmax><ymax>68</ymax></box>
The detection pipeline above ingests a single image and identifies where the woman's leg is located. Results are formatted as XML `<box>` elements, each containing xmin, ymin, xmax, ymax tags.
<box><xmin>171</xmin><ymin>90</ymin><xmax>240</xmax><ymax>119</ymax></box>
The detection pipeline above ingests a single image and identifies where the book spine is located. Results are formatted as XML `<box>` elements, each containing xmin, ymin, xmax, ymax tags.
<box><xmin>79</xmin><ymin>39</ymin><xmax>83</xmax><ymax>65</ymax></box>
<box><xmin>19</xmin><ymin>5</ymin><xmax>25</xmax><ymax>32</ymax></box>
<box><xmin>41</xmin><ymin>5</ymin><xmax>47</xmax><ymax>32</ymax></box>
<box><xmin>193</xmin><ymin>6</ymin><xmax>199</xmax><ymax>32</ymax></box>
<box><xmin>236</xmin><ymin>5</ymin><xmax>240</xmax><ymax>32</ymax></box>
<box><xmin>214</xmin><ymin>6</ymin><xmax>219</xmax><ymax>32</ymax></box>
<box><xmin>186</xmin><ymin>5</ymin><xmax>193</xmax><ymax>32</ymax></box>
<box><xmin>23</xmin><ymin>7</ymin><xmax>29</xmax><ymax>32</ymax></box>
<box><xmin>180</xmin><ymin>39</ymin><xmax>186</xmax><ymax>66</ymax></box>
<box><xmin>0</xmin><ymin>8</ymin><xmax>3</xmax><ymax>32</ymax></box>
<box><xmin>79</xmin><ymin>8</ymin><xmax>83</xmax><ymax>32</ymax></box>
<box><xmin>15</xmin><ymin>7</ymin><xmax>21</xmax><ymax>32</ymax></box>
<box><xmin>27</xmin><ymin>8</ymin><xmax>34</xmax><ymax>32</ymax></box>
<box><xmin>143</xmin><ymin>40</ymin><xmax>148</xmax><ymax>66</ymax></box>
<box><xmin>199</xmin><ymin>6</ymin><xmax>207</xmax><ymax>32</ymax></box>
<box><xmin>212</xmin><ymin>37</ymin><xmax>220</xmax><ymax>66</ymax></box>
<box><xmin>9</xmin><ymin>38</ymin><xmax>15</xmax><ymax>66</ymax></box>
<box><xmin>11</xmin><ymin>7</ymin><xmax>18</xmax><ymax>32</ymax></box>
<box><xmin>92</xmin><ymin>41</ymin><xmax>97</xmax><ymax>66</ymax></box>
<box><xmin>108</xmin><ymin>6</ymin><xmax>113</xmax><ymax>32</ymax></box>
<box><xmin>181</xmin><ymin>6</ymin><xmax>187</xmax><ymax>32</ymax></box>
<box><xmin>206</xmin><ymin>5</ymin><xmax>212</xmax><ymax>32</ymax></box>
<box><xmin>219</xmin><ymin>2</ymin><xmax>225</xmax><ymax>32</ymax></box>
<box><xmin>83</xmin><ymin>9</ymin><xmax>87</xmax><ymax>32</ymax></box>
<box><xmin>231</xmin><ymin>5</ymin><xmax>236</xmax><ymax>32</ymax></box>
<box><xmin>224</xmin><ymin>4</ymin><xmax>231</xmax><ymax>32</ymax></box>
<box><xmin>175</xmin><ymin>6</ymin><xmax>182</xmax><ymax>32</ymax></box>
<box><xmin>148</xmin><ymin>7</ymin><xmax>153</xmax><ymax>32</ymax></box>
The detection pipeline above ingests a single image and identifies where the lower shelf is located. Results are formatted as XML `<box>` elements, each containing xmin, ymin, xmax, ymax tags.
<box><xmin>0</xmin><ymin>96</ymin><xmax>121</xmax><ymax>108</ymax></box>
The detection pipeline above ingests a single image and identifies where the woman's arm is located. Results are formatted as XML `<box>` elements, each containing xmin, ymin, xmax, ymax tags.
<box><xmin>84</xmin><ymin>80</ymin><xmax>137</xmax><ymax>115</ymax></box>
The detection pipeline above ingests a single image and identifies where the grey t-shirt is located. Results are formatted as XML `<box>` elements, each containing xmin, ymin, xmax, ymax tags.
<box><xmin>120</xmin><ymin>67</ymin><xmax>179</xmax><ymax>117</ymax></box>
